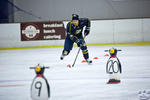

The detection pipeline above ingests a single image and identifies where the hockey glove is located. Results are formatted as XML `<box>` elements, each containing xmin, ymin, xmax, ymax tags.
<box><xmin>76</xmin><ymin>39</ymin><xmax>85</xmax><ymax>47</ymax></box>
<box><xmin>84</xmin><ymin>27</ymin><xmax>90</xmax><ymax>36</ymax></box>
<box><xmin>69</xmin><ymin>34</ymin><xmax>78</xmax><ymax>42</ymax></box>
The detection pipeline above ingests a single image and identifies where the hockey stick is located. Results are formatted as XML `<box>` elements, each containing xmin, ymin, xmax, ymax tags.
<box><xmin>72</xmin><ymin>35</ymin><xmax>86</xmax><ymax>67</ymax></box>
<box><xmin>72</xmin><ymin>47</ymin><xmax>81</xmax><ymax>67</ymax></box>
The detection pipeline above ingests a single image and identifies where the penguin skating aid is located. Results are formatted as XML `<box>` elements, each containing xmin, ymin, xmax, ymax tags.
<box><xmin>105</xmin><ymin>48</ymin><xmax>122</xmax><ymax>84</ymax></box>
<box><xmin>30</xmin><ymin>64</ymin><xmax>50</xmax><ymax>100</ymax></box>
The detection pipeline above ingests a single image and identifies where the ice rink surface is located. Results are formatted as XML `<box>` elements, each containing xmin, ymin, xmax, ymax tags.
<box><xmin>0</xmin><ymin>45</ymin><xmax>150</xmax><ymax>100</ymax></box>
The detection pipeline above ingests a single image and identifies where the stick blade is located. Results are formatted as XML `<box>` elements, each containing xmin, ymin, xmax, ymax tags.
<box><xmin>72</xmin><ymin>64</ymin><xmax>75</xmax><ymax>67</ymax></box>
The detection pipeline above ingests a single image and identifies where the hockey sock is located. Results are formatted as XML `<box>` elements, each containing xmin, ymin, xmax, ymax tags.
<box><xmin>82</xmin><ymin>49</ymin><xmax>89</xmax><ymax>60</ymax></box>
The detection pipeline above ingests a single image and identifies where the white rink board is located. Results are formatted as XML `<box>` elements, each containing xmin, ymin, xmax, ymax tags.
<box><xmin>0</xmin><ymin>23</ymin><xmax>65</xmax><ymax>48</ymax></box>
<box><xmin>143</xmin><ymin>19</ymin><xmax>150</xmax><ymax>42</ymax></box>
<box><xmin>114</xmin><ymin>19</ymin><xmax>143</xmax><ymax>43</ymax></box>
<box><xmin>0</xmin><ymin>18</ymin><xmax>150</xmax><ymax>48</ymax></box>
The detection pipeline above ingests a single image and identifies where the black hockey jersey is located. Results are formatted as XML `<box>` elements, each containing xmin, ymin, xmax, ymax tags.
<box><xmin>66</xmin><ymin>18</ymin><xmax>90</xmax><ymax>37</ymax></box>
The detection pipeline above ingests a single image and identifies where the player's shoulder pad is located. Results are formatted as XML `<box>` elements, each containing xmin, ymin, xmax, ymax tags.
<box><xmin>67</xmin><ymin>21</ymin><xmax>71</xmax><ymax>25</ymax></box>
<box><xmin>79</xmin><ymin>18</ymin><xmax>90</xmax><ymax>27</ymax></box>
<box><xmin>66</xmin><ymin>21</ymin><xmax>74</xmax><ymax>31</ymax></box>
<box><xmin>67</xmin><ymin>22</ymin><xmax>72</xmax><ymax>27</ymax></box>
<box><xmin>79</xmin><ymin>18</ymin><xmax>90</xmax><ymax>21</ymax></box>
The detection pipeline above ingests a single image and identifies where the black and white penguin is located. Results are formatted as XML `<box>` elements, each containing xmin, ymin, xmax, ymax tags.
<box><xmin>30</xmin><ymin>65</ymin><xmax>50</xmax><ymax>100</ymax></box>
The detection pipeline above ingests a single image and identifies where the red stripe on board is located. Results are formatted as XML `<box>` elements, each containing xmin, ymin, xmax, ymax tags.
<box><xmin>0</xmin><ymin>84</ymin><xmax>25</xmax><ymax>87</ymax></box>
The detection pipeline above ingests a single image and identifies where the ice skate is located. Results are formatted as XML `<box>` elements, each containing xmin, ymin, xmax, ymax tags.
<box><xmin>60</xmin><ymin>54</ymin><xmax>65</xmax><ymax>60</ymax></box>
<box><xmin>86</xmin><ymin>59</ymin><xmax>92</xmax><ymax>64</ymax></box>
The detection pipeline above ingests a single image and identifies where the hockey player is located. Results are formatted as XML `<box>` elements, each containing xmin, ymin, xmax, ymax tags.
<box><xmin>60</xmin><ymin>14</ymin><xmax>92</xmax><ymax>64</ymax></box>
